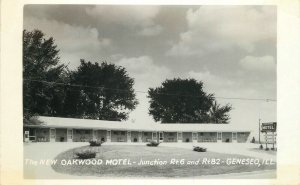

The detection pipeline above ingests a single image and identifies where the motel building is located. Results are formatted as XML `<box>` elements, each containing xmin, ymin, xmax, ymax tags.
<box><xmin>23</xmin><ymin>116</ymin><xmax>252</xmax><ymax>143</ymax></box>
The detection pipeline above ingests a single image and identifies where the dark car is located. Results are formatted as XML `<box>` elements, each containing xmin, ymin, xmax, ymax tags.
<box><xmin>146</xmin><ymin>140</ymin><xmax>160</xmax><ymax>147</ymax></box>
<box><xmin>193</xmin><ymin>146</ymin><xmax>207</xmax><ymax>152</ymax></box>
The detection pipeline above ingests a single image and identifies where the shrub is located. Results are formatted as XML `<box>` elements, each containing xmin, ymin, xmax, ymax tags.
<box><xmin>251</xmin><ymin>137</ymin><xmax>255</xmax><ymax>143</ymax></box>
<box><xmin>146</xmin><ymin>140</ymin><xmax>160</xmax><ymax>147</ymax></box>
<box><xmin>89</xmin><ymin>139</ymin><xmax>102</xmax><ymax>146</ymax></box>
<box><xmin>259</xmin><ymin>144</ymin><xmax>263</xmax><ymax>150</ymax></box>
<box><xmin>75</xmin><ymin>149</ymin><xmax>96</xmax><ymax>159</ymax></box>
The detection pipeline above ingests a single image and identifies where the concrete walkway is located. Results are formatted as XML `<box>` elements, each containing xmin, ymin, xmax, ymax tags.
<box><xmin>159</xmin><ymin>142</ymin><xmax>276</xmax><ymax>161</ymax></box>
<box><xmin>24</xmin><ymin>142</ymin><xmax>88</xmax><ymax>179</ymax></box>
<box><xmin>24</xmin><ymin>142</ymin><xmax>276</xmax><ymax>179</ymax></box>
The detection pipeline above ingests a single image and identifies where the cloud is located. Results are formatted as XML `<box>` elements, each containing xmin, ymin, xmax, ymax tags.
<box><xmin>187</xmin><ymin>68</ymin><xmax>275</xmax><ymax>100</ymax></box>
<box><xmin>139</xmin><ymin>25</ymin><xmax>163</xmax><ymax>36</ymax></box>
<box><xmin>239</xmin><ymin>55</ymin><xmax>276</xmax><ymax>71</ymax></box>
<box><xmin>24</xmin><ymin>17</ymin><xmax>111</xmax><ymax>70</ymax></box>
<box><xmin>167</xmin><ymin>6</ymin><xmax>276</xmax><ymax>57</ymax></box>
<box><xmin>115</xmin><ymin>56</ymin><xmax>171</xmax><ymax>91</ymax></box>
<box><xmin>114</xmin><ymin>56</ymin><xmax>172</xmax><ymax>124</ymax></box>
<box><xmin>85</xmin><ymin>6</ymin><xmax>162</xmax><ymax>36</ymax></box>
<box><xmin>188</xmin><ymin>70</ymin><xmax>235</xmax><ymax>88</ymax></box>
<box><xmin>187</xmin><ymin>70</ymin><xmax>238</xmax><ymax>97</ymax></box>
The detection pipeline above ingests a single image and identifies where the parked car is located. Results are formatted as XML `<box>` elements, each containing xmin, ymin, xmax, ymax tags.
<box><xmin>193</xmin><ymin>146</ymin><xmax>207</xmax><ymax>152</ymax></box>
<box><xmin>146</xmin><ymin>140</ymin><xmax>160</xmax><ymax>147</ymax></box>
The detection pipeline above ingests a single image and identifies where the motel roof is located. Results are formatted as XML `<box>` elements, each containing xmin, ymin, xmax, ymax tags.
<box><xmin>25</xmin><ymin>116</ymin><xmax>252</xmax><ymax>132</ymax></box>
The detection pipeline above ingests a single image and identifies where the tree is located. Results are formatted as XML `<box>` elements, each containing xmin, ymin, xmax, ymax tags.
<box><xmin>208</xmin><ymin>101</ymin><xmax>232</xmax><ymax>123</ymax></box>
<box><xmin>148</xmin><ymin>78</ymin><xmax>232</xmax><ymax>123</ymax></box>
<box><xmin>63</xmin><ymin>60</ymin><xmax>138</xmax><ymax>121</ymax></box>
<box><xmin>148</xmin><ymin>78</ymin><xmax>214</xmax><ymax>123</ymax></box>
<box><xmin>23</xmin><ymin>29</ymin><xmax>67</xmax><ymax>123</ymax></box>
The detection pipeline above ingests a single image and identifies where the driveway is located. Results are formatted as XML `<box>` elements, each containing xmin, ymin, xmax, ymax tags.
<box><xmin>24</xmin><ymin>142</ymin><xmax>88</xmax><ymax>178</ymax></box>
<box><xmin>24</xmin><ymin>142</ymin><xmax>276</xmax><ymax>179</ymax></box>
<box><xmin>159</xmin><ymin>142</ymin><xmax>277</xmax><ymax>161</ymax></box>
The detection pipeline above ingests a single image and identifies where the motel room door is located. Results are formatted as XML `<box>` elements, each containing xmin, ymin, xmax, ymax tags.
<box><xmin>159</xmin><ymin>132</ymin><xmax>164</xmax><ymax>142</ymax></box>
<box><xmin>50</xmin><ymin>128</ymin><xmax>56</xmax><ymax>142</ymax></box>
<box><xmin>67</xmin><ymin>129</ymin><xmax>73</xmax><ymax>142</ymax></box>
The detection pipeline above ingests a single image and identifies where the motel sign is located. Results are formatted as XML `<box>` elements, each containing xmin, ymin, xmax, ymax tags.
<box><xmin>261</xmin><ymin>122</ymin><xmax>277</xmax><ymax>150</ymax></box>
<box><xmin>261</xmin><ymin>122</ymin><xmax>276</xmax><ymax>132</ymax></box>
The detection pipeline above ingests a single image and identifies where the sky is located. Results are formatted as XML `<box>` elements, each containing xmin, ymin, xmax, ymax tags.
<box><xmin>24</xmin><ymin>5</ymin><xmax>277</xmax><ymax>138</ymax></box>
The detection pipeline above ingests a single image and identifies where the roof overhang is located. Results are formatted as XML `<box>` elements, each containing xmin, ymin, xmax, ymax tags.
<box><xmin>23</xmin><ymin>116</ymin><xmax>253</xmax><ymax>132</ymax></box>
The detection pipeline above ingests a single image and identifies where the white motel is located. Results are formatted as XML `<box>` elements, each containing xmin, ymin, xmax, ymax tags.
<box><xmin>24</xmin><ymin>116</ymin><xmax>252</xmax><ymax>143</ymax></box>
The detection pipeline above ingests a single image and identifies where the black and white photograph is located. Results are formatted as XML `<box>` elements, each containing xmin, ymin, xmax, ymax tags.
<box><xmin>22</xmin><ymin>5</ymin><xmax>278</xmax><ymax>179</ymax></box>
<box><xmin>2</xmin><ymin>1</ymin><xmax>300</xmax><ymax>184</ymax></box>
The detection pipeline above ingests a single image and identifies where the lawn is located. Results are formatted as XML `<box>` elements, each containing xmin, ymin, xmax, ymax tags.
<box><xmin>52</xmin><ymin>145</ymin><xmax>276</xmax><ymax>178</ymax></box>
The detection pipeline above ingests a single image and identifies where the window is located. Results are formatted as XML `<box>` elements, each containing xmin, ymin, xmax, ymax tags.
<box><xmin>200</xmin><ymin>133</ymin><xmax>204</xmax><ymax>136</ymax></box>
<box><xmin>210</xmin><ymin>132</ymin><xmax>214</xmax><ymax>136</ymax></box>
<box><xmin>113</xmin><ymin>131</ymin><xmax>118</xmax><ymax>135</ymax></box>
<box><xmin>121</xmin><ymin>131</ymin><xmax>125</xmax><ymax>136</ymax></box>
<box><xmin>144</xmin><ymin>132</ymin><xmax>148</xmax><ymax>136</ymax></box>
<box><xmin>85</xmin><ymin>130</ymin><xmax>90</xmax><ymax>134</ymax></box>
<box><xmin>169</xmin><ymin>133</ymin><xmax>174</xmax><ymax>136</ymax></box>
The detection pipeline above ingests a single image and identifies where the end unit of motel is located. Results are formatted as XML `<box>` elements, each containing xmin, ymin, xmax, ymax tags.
<box><xmin>24</xmin><ymin>116</ymin><xmax>252</xmax><ymax>143</ymax></box>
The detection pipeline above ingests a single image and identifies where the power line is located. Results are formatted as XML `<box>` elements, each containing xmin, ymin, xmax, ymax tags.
<box><xmin>23</xmin><ymin>79</ymin><xmax>277</xmax><ymax>102</ymax></box>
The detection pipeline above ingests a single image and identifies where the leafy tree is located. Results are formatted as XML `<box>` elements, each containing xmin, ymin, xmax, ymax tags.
<box><xmin>148</xmin><ymin>78</ymin><xmax>232</xmax><ymax>123</ymax></box>
<box><xmin>63</xmin><ymin>60</ymin><xmax>138</xmax><ymax>121</ymax></box>
<box><xmin>23</xmin><ymin>29</ymin><xmax>67</xmax><ymax>123</ymax></box>
<box><xmin>148</xmin><ymin>78</ymin><xmax>214</xmax><ymax>123</ymax></box>
<box><xmin>208</xmin><ymin>101</ymin><xmax>232</xmax><ymax>123</ymax></box>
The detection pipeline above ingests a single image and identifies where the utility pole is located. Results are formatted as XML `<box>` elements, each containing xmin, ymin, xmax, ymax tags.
<box><xmin>258</xmin><ymin>118</ymin><xmax>261</xmax><ymax>144</ymax></box>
